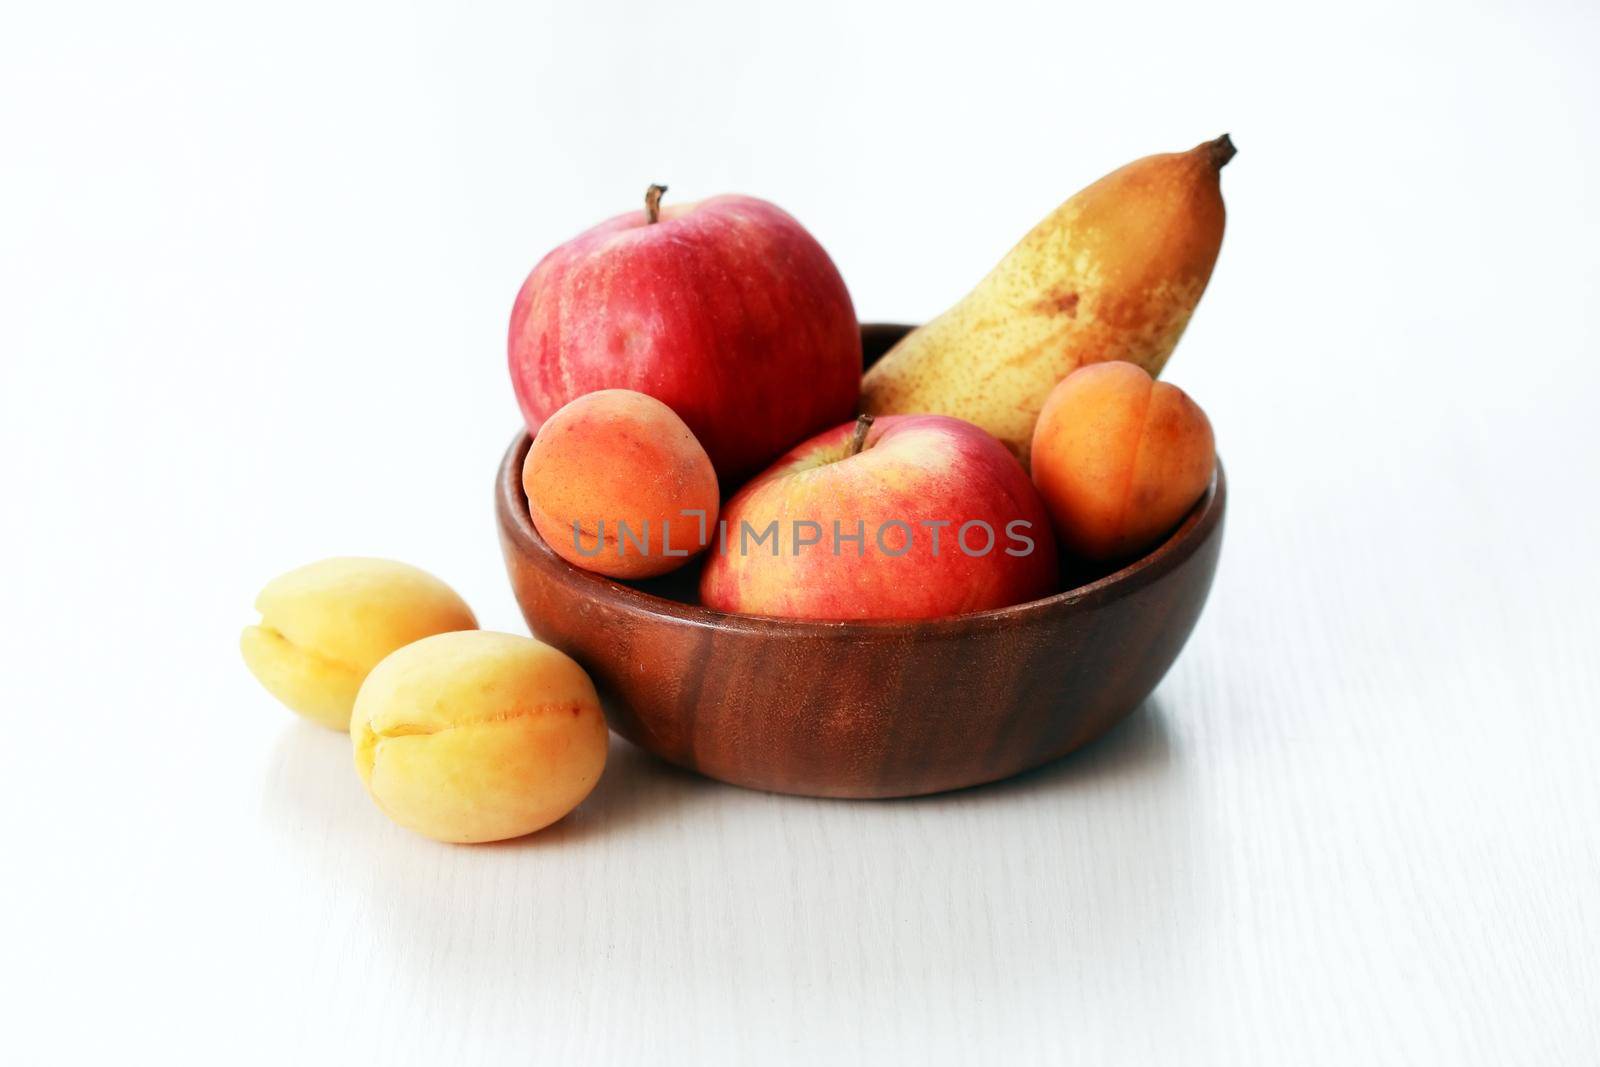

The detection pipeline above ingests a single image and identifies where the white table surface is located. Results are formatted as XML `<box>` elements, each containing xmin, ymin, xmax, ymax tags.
<box><xmin>5</xmin><ymin>1</ymin><xmax>1598</xmax><ymax>1063</ymax></box>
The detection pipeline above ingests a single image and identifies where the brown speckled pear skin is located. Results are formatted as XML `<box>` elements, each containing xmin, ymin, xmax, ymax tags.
<box><xmin>496</xmin><ymin>325</ymin><xmax>1226</xmax><ymax>799</ymax></box>
<box><xmin>861</xmin><ymin>135</ymin><xmax>1234</xmax><ymax>469</ymax></box>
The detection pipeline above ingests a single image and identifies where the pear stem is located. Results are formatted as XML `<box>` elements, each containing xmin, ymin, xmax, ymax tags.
<box><xmin>645</xmin><ymin>184</ymin><xmax>667</xmax><ymax>224</ymax></box>
<box><xmin>1208</xmin><ymin>134</ymin><xmax>1237</xmax><ymax>169</ymax></box>
<box><xmin>846</xmin><ymin>413</ymin><xmax>874</xmax><ymax>457</ymax></box>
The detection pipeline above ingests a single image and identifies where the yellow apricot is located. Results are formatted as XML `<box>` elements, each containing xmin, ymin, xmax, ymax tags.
<box><xmin>240</xmin><ymin>558</ymin><xmax>477</xmax><ymax>730</ymax></box>
<box><xmin>350</xmin><ymin>631</ymin><xmax>608</xmax><ymax>844</ymax></box>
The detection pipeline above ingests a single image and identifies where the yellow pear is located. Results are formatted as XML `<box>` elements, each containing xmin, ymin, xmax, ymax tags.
<box><xmin>862</xmin><ymin>134</ymin><xmax>1234</xmax><ymax>468</ymax></box>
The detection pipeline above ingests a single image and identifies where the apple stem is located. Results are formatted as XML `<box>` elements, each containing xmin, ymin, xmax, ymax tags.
<box><xmin>1207</xmin><ymin>133</ymin><xmax>1237</xmax><ymax>169</ymax></box>
<box><xmin>645</xmin><ymin>184</ymin><xmax>668</xmax><ymax>224</ymax></box>
<box><xmin>846</xmin><ymin>413</ymin><xmax>874</xmax><ymax>457</ymax></box>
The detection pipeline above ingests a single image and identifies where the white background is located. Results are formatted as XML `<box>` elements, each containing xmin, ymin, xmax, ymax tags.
<box><xmin>4</xmin><ymin>0</ymin><xmax>1598</xmax><ymax>1063</ymax></box>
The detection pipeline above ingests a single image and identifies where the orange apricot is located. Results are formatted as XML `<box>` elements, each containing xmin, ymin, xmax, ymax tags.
<box><xmin>1030</xmin><ymin>362</ymin><xmax>1214</xmax><ymax>561</ymax></box>
<box><xmin>523</xmin><ymin>389</ymin><xmax>719</xmax><ymax>578</ymax></box>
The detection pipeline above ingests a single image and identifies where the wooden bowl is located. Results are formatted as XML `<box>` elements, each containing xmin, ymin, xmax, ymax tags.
<box><xmin>496</xmin><ymin>324</ymin><xmax>1225</xmax><ymax>798</ymax></box>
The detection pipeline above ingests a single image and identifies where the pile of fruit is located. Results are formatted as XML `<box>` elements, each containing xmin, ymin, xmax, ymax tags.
<box><xmin>243</xmin><ymin>136</ymin><xmax>1234</xmax><ymax>842</ymax></box>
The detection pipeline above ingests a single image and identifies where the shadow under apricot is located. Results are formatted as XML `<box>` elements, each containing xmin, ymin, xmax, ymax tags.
<box><xmin>483</xmin><ymin>731</ymin><xmax>717</xmax><ymax>849</ymax></box>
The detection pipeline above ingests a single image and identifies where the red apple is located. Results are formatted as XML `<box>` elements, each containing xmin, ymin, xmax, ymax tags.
<box><xmin>700</xmin><ymin>414</ymin><xmax>1059</xmax><ymax>620</ymax></box>
<box><xmin>508</xmin><ymin>185</ymin><xmax>861</xmax><ymax>483</ymax></box>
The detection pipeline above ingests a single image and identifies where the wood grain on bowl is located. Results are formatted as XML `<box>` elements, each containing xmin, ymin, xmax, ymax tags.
<box><xmin>496</xmin><ymin>324</ymin><xmax>1225</xmax><ymax>798</ymax></box>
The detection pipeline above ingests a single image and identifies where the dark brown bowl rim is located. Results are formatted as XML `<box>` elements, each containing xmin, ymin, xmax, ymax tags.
<box><xmin>497</xmin><ymin>432</ymin><xmax>1226</xmax><ymax>639</ymax></box>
